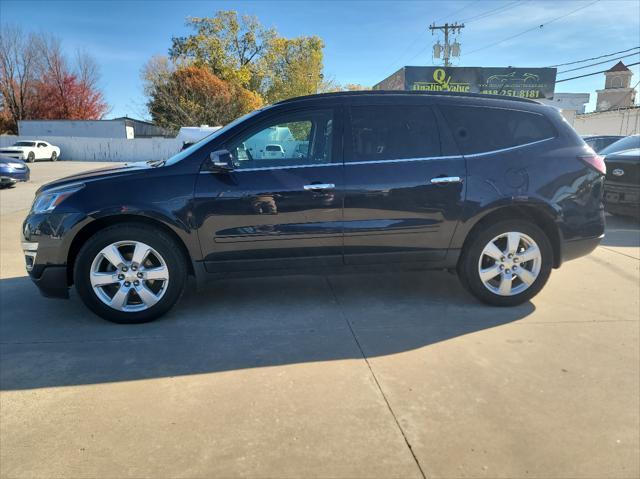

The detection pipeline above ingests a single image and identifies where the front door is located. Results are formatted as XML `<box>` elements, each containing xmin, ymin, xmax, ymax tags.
<box><xmin>342</xmin><ymin>102</ymin><xmax>466</xmax><ymax>264</ymax></box>
<box><xmin>194</xmin><ymin>107</ymin><xmax>343</xmax><ymax>272</ymax></box>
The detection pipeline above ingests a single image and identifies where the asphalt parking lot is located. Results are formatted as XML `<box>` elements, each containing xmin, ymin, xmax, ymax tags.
<box><xmin>1</xmin><ymin>162</ymin><xmax>639</xmax><ymax>478</ymax></box>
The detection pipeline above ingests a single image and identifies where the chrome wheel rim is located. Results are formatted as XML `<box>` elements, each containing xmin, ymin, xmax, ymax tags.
<box><xmin>90</xmin><ymin>241</ymin><xmax>169</xmax><ymax>312</ymax></box>
<box><xmin>478</xmin><ymin>232</ymin><xmax>542</xmax><ymax>297</ymax></box>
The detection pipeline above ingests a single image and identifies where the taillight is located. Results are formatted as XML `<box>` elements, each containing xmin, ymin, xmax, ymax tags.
<box><xmin>578</xmin><ymin>154</ymin><xmax>606</xmax><ymax>175</ymax></box>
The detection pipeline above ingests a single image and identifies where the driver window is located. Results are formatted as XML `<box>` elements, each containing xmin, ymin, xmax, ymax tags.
<box><xmin>229</xmin><ymin>109</ymin><xmax>333</xmax><ymax>169</ymax></box>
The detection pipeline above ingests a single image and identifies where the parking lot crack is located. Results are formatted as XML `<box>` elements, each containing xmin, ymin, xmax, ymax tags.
<box><xmin>324</xmin><ymin>276</ymin><xmax>427</xmax><ymax>479</ymax></box>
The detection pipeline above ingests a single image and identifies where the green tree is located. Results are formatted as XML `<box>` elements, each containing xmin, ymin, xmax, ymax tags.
<box><xmin>168</xmin><ymin>10</ymin><xmax>326</xmax><ymax>103</ymax></box>
<box><xmin>260</xmin><ymin>36</ymin><xmax>325</xmax><ymax>103</ymax></box>
<box><xmin>169</xmin><ymin>11</ymin><xmax>275</xmax><ymax>91</ymax></box>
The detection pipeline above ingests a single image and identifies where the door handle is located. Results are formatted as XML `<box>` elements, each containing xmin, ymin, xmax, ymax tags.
<box><xmin>304</xmin><ymin>183</ymin><xmax>335</xmax><ymax>190</ymax></box>
<box><xmin>430</xmin><ymin>176</ymin><xmax>462</xmax><ymax>185</ymax></box>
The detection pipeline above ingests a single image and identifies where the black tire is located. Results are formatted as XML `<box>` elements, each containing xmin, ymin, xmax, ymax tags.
<box><xmin>74</xmin><ymin>224</ymin><xmax>187</xmax><ymax>323</ymax></box>
<box><xmin>27</xmin><ymin>152</ymin><xmax>35</xmax><ymax>163</ymax></box>
<box><xmin>51</xmin><ymin>151</ymin><xmax>58</xmax><ymax>161</ymax></box>
<box><xmin>457</xmin><ymin>220</ymin><xmax>553</xmax><ymax>306</ymax></box>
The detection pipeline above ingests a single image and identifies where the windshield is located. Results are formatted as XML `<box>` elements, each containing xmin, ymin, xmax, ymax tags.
<box><xmin>600</xmin><ymin>135</ymin><xmax>640</xmax><ymax>155</ymax></box>
<box><xmin>14</xmin><ymin>141</ymin><xmax>35</xmax><ymax>147</ymax></box>
<box><xmin>164</xmin><ymin>108</ymin><xmax>267</xmax><ymax>166</ymax></box>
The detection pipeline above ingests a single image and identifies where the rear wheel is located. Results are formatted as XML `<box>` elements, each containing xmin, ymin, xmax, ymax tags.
<box><xmin>27</xmin><ymin>152</ymin><xmax>35</xmax><ymax>163</ymax></box>
<box><xmin>74</xmin><ymin>224</ymin><xmax>187</xmax><ymax>323</ymax></box>
<box><xmin>458</xmin><ymin>220</ymin><xmax>552</xmax><ymax>306</ymax></box>
<box><xmin>51</xmin><ymin>151</ymin><xmax>58</xmax><ymax>161</ymax></box>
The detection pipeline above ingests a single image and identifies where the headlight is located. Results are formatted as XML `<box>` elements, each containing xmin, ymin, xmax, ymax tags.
<box><xmin>7</xmin><ymin>162</ymin><xmax>25</xmax><ymax>169</ymax></box>
<box><xmin>31</xmin><ymin>184</ymin><xmax>84</xmax><ymax>213</ymax></box>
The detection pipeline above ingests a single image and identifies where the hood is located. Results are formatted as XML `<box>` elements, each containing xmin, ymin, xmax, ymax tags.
<box><xmin>37</xmin><ymin>162</ymin><xmax>155</xmax><ymax>194</ymax></box>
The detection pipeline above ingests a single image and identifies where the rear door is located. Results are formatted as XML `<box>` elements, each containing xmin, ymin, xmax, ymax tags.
<box><xmin>342</xmin><ymin>100</ymin><xmax>466</xmax><ymax>264</ymax></box>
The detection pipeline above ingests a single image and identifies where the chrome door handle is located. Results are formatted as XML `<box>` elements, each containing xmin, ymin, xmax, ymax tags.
<box><xmin>304</xmin><ymin>183</ymin><xmax>335</xmax><ymax>190</ymax></box>
<box><xmin>430</xmin><ymin>176</ymin><xmax>462</xmax><ymax>184</ymax></box>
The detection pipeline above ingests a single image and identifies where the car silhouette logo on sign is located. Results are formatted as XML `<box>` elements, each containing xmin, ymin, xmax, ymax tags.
<box><xmin>612</xmin><ymin>168</ymin><xmax>625</xmax><ymax>177</ymax></box>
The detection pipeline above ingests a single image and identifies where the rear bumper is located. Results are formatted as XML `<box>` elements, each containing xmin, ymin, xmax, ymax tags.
<box><xmin>561</xmin><ymin>234</ymin><xmax>603</xmax><ymax>263</ymax></box>
<box><xmin>604</xmin><ymin>183</ymin><xmax>639</xmax><ymax>217</ymax></box>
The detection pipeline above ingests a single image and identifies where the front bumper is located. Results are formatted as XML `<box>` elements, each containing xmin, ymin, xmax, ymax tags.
<box><xmin>21</xmin><ymin>241</ymin><xmax>69</xmax><ymax>299</ymax></box>
<box><xmin>0</xmin><ymin>168</ymin><xmax>30</xmax><ymax>183</ymax></box>
<box><xmin>22</xmin><ymin>211</ymin><xmax>89</xmax><ymax>299</ymax></box>
<box><xmin>29</xmin><ymin>265</ymin><xmax>69</xmax><ymax>298</ymax></box>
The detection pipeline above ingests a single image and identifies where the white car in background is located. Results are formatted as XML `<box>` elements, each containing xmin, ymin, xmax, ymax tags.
<box><xmin>0</xmin><ymin>140</ymin><xmax>61</xmax><ymax>162</ymax></box>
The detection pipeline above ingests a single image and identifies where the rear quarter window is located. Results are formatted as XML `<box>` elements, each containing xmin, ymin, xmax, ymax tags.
<box><xmin>439</xmin><ymin>105</ymin><xmax>556</xmax><ymax>155</ymax></box>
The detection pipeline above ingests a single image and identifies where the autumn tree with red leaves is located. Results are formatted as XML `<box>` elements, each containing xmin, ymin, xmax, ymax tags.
<box><xmin>0</xmin><ymin>27</ymin><xmax>108</xmax><ymax>133</ymax></box>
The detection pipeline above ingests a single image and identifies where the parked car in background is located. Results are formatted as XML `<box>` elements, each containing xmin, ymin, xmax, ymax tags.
<box><xmin>264</xmin><ymin>144</ymin><xmax>286</xmax><ymax>158</ymax></box>
<box><xmin>599</xmin><ymin>134</ymin><xmax>640</xmax><ymax>156</ymax></box>
<box><xmin>0</xmin><ymin>140</ymin><xmax>60</xmax><ymax>162</ymax></box>
<box><xmin>22</xmin><ymin>91</ymin><xmax>606</xmax><ymax>323</ymax></box>
<box><xmin>0</xmin><ymin>156</ymin><xmax>30</xmax><ymax>188</ymax></box>
<box><xmin>582</xmin><ymin>135</ymin><xmax>624</xmax><ymax>153</ymax></box>
<box><xmin>603</xmin><ymin>147</ymin><xmax>640</xmax><ymax>218</ymax></box>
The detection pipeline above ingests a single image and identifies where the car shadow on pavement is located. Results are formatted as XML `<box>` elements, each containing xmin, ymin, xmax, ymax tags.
<box><xmin>602</xmin><ymin>214</ymin><xmax>640</xmax><ymax>248</ymax></box>
<box><xmin>0</xmin><ymin>270</ymin><xmax>534</xmax><ymax>391</ymax></box>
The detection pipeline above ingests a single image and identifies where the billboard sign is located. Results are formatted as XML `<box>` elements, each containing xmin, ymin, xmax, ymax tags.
<box><xmin>375</xmin><ymin>66</ymin><xmax>557</xmax><ymax>100</ymax></box>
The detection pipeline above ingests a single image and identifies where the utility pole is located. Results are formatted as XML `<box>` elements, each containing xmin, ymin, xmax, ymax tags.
<box><xmin>429</xmin><ymin>22</ymin><xmax>464</xmax><ymax>67</ymax></box>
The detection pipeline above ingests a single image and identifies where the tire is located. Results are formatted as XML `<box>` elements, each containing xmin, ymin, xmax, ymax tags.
<box><xmin>457</xmin><ymin>220</ymin><xmax>553</xmax><ymax>306</ymax></box>
<box><xmin>27</xmin><ymin>152</ymin><xmax>35</xmax><ymax>163</ymax></box>
<box><xmin>51</xmin><ymin>151</ymin><xmax>58</xmax><ymax>161</ymax></box>
<box><xmin>74</xmin><ymin>224</ymin><xmax>188</xmax><ymax>323</ymax></box>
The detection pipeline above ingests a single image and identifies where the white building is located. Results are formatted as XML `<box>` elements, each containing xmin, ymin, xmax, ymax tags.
<box><xmin>596</xmin><ymin>61</ymin><xmax>636</xmax><ymax>111</ymax></box>
<box><xmin>18</xmin><ymin>117</ymin><xmax>170</xmax><ymax>139</ymax></box>
<box><xmin>540</xmin><ymin>92</ymin><xmax>590</xmax><ymax>114</ymax></box>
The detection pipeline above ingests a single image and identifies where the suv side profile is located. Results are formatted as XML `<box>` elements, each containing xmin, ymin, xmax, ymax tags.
<box><xmin>22</xmin><ymin>91</ymin><xmax>606</xmax><ymax>323</ymax></box>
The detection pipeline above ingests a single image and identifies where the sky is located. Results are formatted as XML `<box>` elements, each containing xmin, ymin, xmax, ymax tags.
<box><xmin>1</xmin><ymin>0</ymin><xmax>639</xmax><ymax>118</ymax></box>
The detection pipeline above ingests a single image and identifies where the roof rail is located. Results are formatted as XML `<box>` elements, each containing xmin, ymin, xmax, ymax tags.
<box><xmin>274</xmin><ymin>90</ymin><xmax>541</xmax><ymax>105</ymax></box>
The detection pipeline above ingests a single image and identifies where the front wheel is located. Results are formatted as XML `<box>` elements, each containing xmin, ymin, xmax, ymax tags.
<box><xmin>74</xmin><ymin>224</ymin><xmax>187</xmax><ymax>323</ymax></box>
<box><xmin>458</xmin><ymin>220</ymin><xmax>553</xmax><ymax>306</ymax></box>
<box><xmin>27</xmin><ymin>152</ymin><xmax>35</xmax><ymax>163</ymax></box>
<box><xmin>51</xmin><ymin>151</ymin><xmax>58</xmax><ymax>161</ymax></box>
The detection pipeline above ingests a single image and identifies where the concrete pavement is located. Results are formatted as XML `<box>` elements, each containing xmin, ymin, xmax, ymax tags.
<box><xmin>1</xmin><ymin>162</ymin><xmax>638</xmax><ymax>478</ymax></box>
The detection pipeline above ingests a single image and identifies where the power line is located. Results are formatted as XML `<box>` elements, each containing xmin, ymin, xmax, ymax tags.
<box><xmin>458</xmin><ymin>0</ymin><xmax>525</xmax><ymax>24</ymax></box>
<box><xmin>385</xmin><ymin>1</ymin><xmax>525</xmax><ymax>72</ymax></box>
<box><xmin>382</xmin><ymin>1</ymin><xmax>474</xmax><ymax>73</ymax></box>
<box><xmin>546</xmin><ymin>46</ymin><xmax>640</xmax><ymax>68</ymax></box>
<box><xmin>555</xmin><ymin>61</ymin><xmax>640</xmax><ymax>83</ymax></box>
<box><xmin>558</xmin><ymin>51</ymin><xmax>640</xmax><ymax>74</ymax></box>
<box><xmin>465</xmin><ymin>0</ymin><xmax>600</xmax><ymax>57</ymax></box>
<box><xmin>433</xmin><ymin>1</ymin><xmax>475</xmax><ymax>23</ymax></box>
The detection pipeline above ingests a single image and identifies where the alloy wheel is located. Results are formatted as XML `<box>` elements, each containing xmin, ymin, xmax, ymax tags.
<box><xmin>477</xmin><ymin>231</ymin><xmax>542</xmax><ymax>296</ymax></box>
<box><xmin>89</xmin><ymin>241</ymin><xmax>169</xmax><ymax>312</ymax></box>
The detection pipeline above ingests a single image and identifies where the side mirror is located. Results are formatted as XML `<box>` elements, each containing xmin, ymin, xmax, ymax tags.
<box><xmin>208</xmin><ymin>149</ymin><xmax>234</xmax><ymax>173</ymax></box>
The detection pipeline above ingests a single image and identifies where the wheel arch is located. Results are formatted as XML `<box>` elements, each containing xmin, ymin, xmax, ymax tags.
<box><xmin>66</xmin><ymin>214</ymin><xmax>195</xmax><ymax>285</ymax></box>
<box><xmin>457</xmin><ymin>203</ymin><xmax>563</xmax><ymax>269</ymax></box>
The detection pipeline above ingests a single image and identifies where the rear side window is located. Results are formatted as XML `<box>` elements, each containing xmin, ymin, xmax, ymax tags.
<box><xmin>440</xmin><ymin>105</ymin><xmax>556</xmax><ymax>155</ymax></box>
<box><xmin>348</xmin><ymin>105</ymin><xmax>441</xmax><ymax>162</ymax></box>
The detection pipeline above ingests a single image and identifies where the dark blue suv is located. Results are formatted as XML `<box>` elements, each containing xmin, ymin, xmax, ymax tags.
<box><xmin>22</xmin><ymin>91</ymin><xmax>606</xmax><ymax>323</ymax></box>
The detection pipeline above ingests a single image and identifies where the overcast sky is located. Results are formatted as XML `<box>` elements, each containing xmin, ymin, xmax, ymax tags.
<box><xmin>2</xmin><ymin>0</ymin><xmax>639</xmax><ymax>118</ymax></box>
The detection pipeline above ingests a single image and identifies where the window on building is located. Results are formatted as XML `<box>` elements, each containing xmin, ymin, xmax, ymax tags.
<box><xmin>439</xmin><ymin>105</ymin><xmax>556</xmax><ymax>155</ymax></box>
<box><xmin>348</xmin><ymin>105</ymin><xmax>441</xmax><ymax>162</ymax></box>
